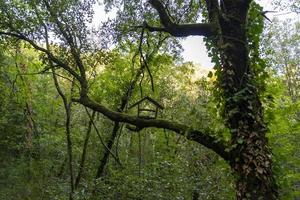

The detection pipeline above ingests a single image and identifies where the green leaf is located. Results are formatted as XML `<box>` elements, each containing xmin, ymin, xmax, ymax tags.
<box><xmin>237</xmin><ymin>138</ymin><xmax>244</xmax><ymax>144</ymax></box>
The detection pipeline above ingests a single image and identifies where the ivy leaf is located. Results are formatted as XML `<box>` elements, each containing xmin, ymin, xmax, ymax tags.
<box><xmin>237</xmin><ymin>138</ymin><xmax>244</xmax><ymax>144</ymax></box>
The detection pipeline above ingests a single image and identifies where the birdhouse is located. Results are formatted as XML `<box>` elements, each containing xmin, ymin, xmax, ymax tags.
<box><xmin>128</xmin><ymin>96</ymin><xmax>164</xmax><ymax>119</ymax></box>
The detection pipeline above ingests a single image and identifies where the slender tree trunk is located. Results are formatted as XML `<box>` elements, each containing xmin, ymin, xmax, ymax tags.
<box><xmin>75</xmin><ymin>110</ymin><xmax>96</xmax><ymax>189</ymax></box>
<box><xmin>52</xmin><ymin>71</ymin><xmax>75</xmax><ymax>200</ymax></box>
<box><xmin>95</xmin><ymin>122</ymin><xmax>120</xmax><ymax>178</ymax></box>
<box><xmin>218</xmin><ymin>1</ymin><xmax>278</xmax><ymax>199</ymax></box>
<box><xmin>64</xmin><ymin>103</ymin><xmax>74</xmax><ymax>200</ymax></box>
<box><xmin>93</xmin><ymin>33</ymin><xmax>167</xmax><ymax>180</ymax></box>
<box><xmin>94</xmin><ymin>68</ymin><xmax>142</xmax><ymax>179</ymax></box>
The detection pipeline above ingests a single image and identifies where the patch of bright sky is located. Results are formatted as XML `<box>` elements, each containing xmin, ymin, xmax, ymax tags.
<box><xmin>94</xmin><ymin>1</ymin><xmax>297</xmax><ymax>69</ymax></box>
<box><xmin>181</xmin><ymin>0</ymin><xmax>298</xmax><ymax>69</ymax></box>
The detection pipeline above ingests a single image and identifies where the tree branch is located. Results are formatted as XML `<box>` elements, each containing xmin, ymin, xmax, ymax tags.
<box><xmin>74</xmin><ymin>95</ymin><xmax>230</xmax><ymax>161</ymax></box>
<box><xmin>1</xmin><ymin>4</ymin><xmax>228</xmax><ymax>162</ymax></box>
<box><xmin>147</xmin><ymin>0</ymin><xmax>215</xmax><ymax>37</ymax></box>
<box><xmin>0</xmin><ymin>31</ymin><xmax>82</xmax><ymax>83</ymax></box>
<box><xmin>84</xmin><ymin>107</ymin><xmax>123</xmax><ymax>168</ymax></box>
<box><xmin>42</xmin><ymin>0</ymin><xmax>88</xmax><ymax>96</ymax></box>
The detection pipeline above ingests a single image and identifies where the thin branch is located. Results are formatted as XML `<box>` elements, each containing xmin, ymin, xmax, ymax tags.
<box><xmin>137</xmin><ymin>27</ymin><xmax>155</xmax><ymax>92</ymax></box>
<box><xmin>42</xmin><ymin>0</ymin><xmax>88</xmax><ymax>90</ymax></box>
<box><xmin>84</xmin><ymin>107</ymin><xmax>123</xmax><ymax>168</ymax></box>
<box><xmin>0</xmin><ymin>31</ymin><xmax>82</xmax><ymax>83</ymax></box>
<box><xmin>176</xmin><ymin>0</ymin><xmax>195</xmax><ymax>23</ymax></box>
<box><xmin>115</xmin><ymin>123</ymin><xmax>125</xmax><ymax>159</ymax></box>
<box><xmin>16</xmin><ymin>71</ymin><xmax>81</xmax><ymax>89</ymax></box>
<box><xmin>139</xmin><ymin>71</ymin><xmax>145</xmax><ymax>97</ymax></box>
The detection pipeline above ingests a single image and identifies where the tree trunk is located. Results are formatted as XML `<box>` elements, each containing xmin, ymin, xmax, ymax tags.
<box><xmin>75</xmin><ymin>110</ymin><xmax>96</xmax><ymax>189</ymax></box>
<box><xmin>218</xmin><ymin>1</ymin><xmax>278</xmax><ymax>199</ymax></box>
<box><xmin>52</xmin><ymin>70</ymin><xmax>75</xmax><ymax>200</ymax></box>
<box><xmin>94</xmin><ymin>46</ymin><xmax>157</xmax><ymax>179</ymax></box>
<box><xmin>95</xmin><ymin>122</ymin><xmax>120</xmax><ymax>178</ymax></box>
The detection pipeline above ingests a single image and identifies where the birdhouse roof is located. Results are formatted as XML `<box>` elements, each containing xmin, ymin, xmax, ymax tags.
<box><xmin>128</xmin><ymin>96</ymin><xmax>164</xmax><ymax>110</ymax></box>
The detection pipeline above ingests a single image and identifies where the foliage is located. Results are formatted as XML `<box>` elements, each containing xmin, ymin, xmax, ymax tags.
<box><xmin>0</xmin><ymin>0</ymin><xmax>299</xmax><ymax>199</ymax></box>
<box><xmin>261</xmin><ymin>18</ymin><xmax>300</xmax><ymax>199</ymax></box>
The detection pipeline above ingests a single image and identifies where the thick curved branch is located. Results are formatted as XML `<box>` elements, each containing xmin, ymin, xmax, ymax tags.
<box><xmin>147</xmin><ymin>0</ymin><xmax>215</xmax><ymax>37</ymax></box>
<box><xmin>144</xmin><ymin>22</ymin><xmax>214</xmax><ymax>37</ymax></box>
<box><xmin>74</xmin><ymin>96</ymin><xmax>230</xmax><ymax>161</ymax></box>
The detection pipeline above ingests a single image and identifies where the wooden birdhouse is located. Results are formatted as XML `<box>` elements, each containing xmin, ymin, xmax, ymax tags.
<box><xmin>128</xmin><ymin>96</ymin><xmax>164</xmax><ymax>119</ymax></box>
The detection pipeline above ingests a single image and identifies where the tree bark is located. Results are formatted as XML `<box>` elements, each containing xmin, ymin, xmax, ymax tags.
<box><xmin>218</xmin><ymin>1</ymin><xmax>278</xmax><ymax>199</ymax></box>
<box><xmin>147</xmin><ymin>0</ymin><xmax>279</xmax><ymax>198</ymax></box>
<box><xmin>95</xmin><ymin>122</ymin><xmax>120</xmax><ymax>178</ymax></box>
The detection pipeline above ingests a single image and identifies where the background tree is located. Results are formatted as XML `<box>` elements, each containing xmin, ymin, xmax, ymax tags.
<box><xmin>261</xmin><ymin>16</ymin><xmax>300</xmax><ymax>199</ymax></box>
